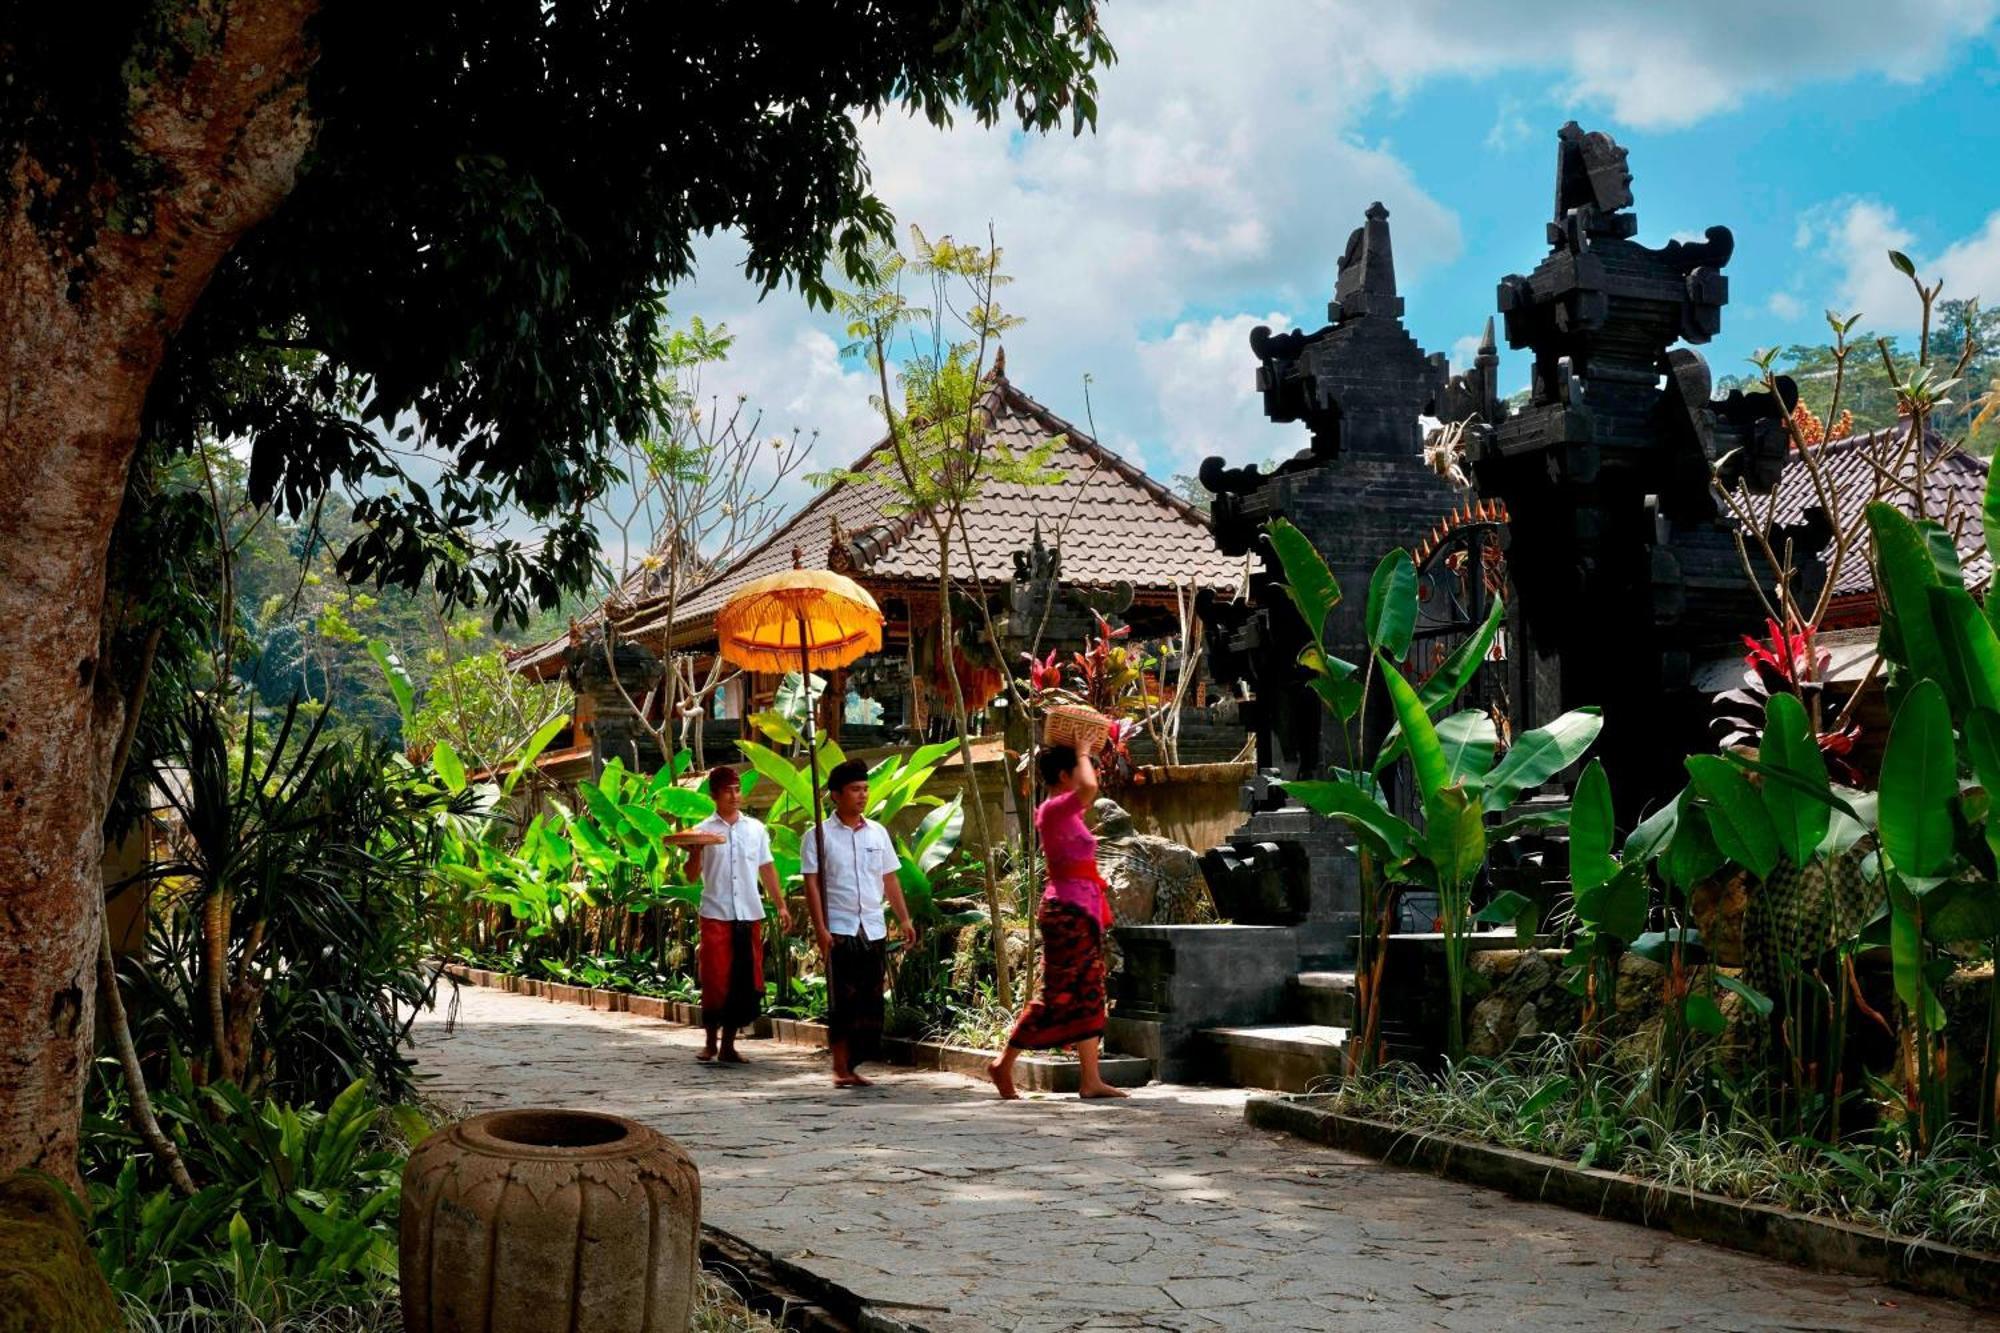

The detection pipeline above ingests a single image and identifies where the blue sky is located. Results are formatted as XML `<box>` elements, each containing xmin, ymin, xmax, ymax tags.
<box><xmin>672</xmin><ymin>1</ymin><xmax>2000</xmax><ymax>497</ymax></box>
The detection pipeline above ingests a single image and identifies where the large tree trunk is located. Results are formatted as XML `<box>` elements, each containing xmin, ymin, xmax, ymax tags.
<box><xmin>0</xmin><ymin>2</ymin><xmax>319</xmax><ymax>1183</ymax></box>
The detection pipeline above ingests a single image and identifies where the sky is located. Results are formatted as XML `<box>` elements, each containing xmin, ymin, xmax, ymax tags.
<box><xmin>665</xmin><ymin>0</ymin><xmax>2000</xmax><ymax>504</ymax></box>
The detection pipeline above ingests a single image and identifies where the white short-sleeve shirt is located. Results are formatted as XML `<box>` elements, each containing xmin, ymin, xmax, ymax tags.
<box><xmin>799</xmin><ymin>815</ymin><xmax>897</xmax><ymax>940</ymax></box>
<box><xmin>693</xmin><ymin>812</ymin><xmax>774</xmax><ymax>921</ymax></box>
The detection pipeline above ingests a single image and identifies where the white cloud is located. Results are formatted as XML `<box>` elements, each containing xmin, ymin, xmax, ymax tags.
<box><xmin>1449</xmin><ymin>334</ymin><xmax>1485</xmax><ymax>373</ymax></box>
<box><xmin>1136</xmin><ymin>313</ymin><xmax>1295</xmax><ymax>476</ymax></box>
<box><xmin>1766</xmin><ymin>291</ymin><xmax>1806</xmax><ymax>321</ymax></box>
<box><xmin>1794</xmin><ymin>199</ymin><xmax>2000</xmax><ymax>333</ymax></box>
<box><xmin>1486</xmin><ymin>96</ymin><xmax>1533</xmax><ymax>151</ymax></box>
<box><xmin>1799</xmin><ymin>198</ymin><xmax>1917</xmax><ymax>324</ymax></box>
<box><xmin>1348</xmin><ymin>0</ymin><xmax>1995</xmax><ymax>129</ymax></box>
<box><xmin>666</xmin><ymin>0</ymin><xmax>1998</xmax><ymax>503</ymax></box>
<box><xmin>1935</xmin><ymin>212</ymin><xmax>2000</xmax><ymax>308</ymax></box>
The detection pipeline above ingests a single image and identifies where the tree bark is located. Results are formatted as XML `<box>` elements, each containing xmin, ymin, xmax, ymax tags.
<box><xmin>933</xmin><ymin>534</ymin><xmax>1011</xmax><ymax>1002</ymax></box>
<box><xmin>0</xmin><ymin>1</ymin><xmax>320</xmax><ymax>1183</ymax></box>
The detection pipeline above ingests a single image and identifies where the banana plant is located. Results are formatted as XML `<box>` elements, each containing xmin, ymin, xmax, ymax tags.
<box><xmin>895</xmin><ymin>795</ymin><xmax>983</xmax><ymax>928</ymax></box>
<box><xmin>1855</xmin><ymin>487</ymin><xmax>2000</xmax><ymax>1140</ymax></box>
<box><xmin>567</xmin><ymin>755</ymin><xmax>714</xmax><ymax>913</ymax></box>
<box><xmin>1265</xmin><ymin>521</ymin><xmax>1601</xmax><ymax>1064</ymax></box>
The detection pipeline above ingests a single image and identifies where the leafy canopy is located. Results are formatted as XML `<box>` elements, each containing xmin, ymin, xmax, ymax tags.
<box><xmin>6</xmin><ymin>4</ymin><xmax>1114</xmax><ymax>625</ymax></box>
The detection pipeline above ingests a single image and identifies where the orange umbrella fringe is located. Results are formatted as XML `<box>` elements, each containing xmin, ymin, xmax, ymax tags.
<box><xmin>713</xmin><ymin>568</ymin><xmax>885</xmax><ymax>676</ymax></box>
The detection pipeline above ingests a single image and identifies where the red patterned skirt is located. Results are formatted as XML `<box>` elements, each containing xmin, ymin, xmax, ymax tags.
<box><xmin>699</xmin><ymin>917</ymin><xmax>763</xmax><ymax>1029</ymax></box>
<box><xmin>1007</xmin><ymin>900</ymin><xmax>1107</xmax><ymax>1050</ymax></box>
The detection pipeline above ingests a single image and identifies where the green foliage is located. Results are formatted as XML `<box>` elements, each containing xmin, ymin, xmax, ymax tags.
<box><xmin>1265</xmin><ymin>518</ymin><xmax>1362</xmax><ymax>722</ymax></box>
<box><xmin>1270</xmin><ymin>519</ymin><xmax>1343</xmax><ymax>648</ymax></box>
<box><xmin>1879</xmin><ymin>681</ymin><xmax>1959</xmax><ymax>882</ymax></box>
<box><xmin>1717</xmin><ymin>299</ymin><xmax>2000</xmax><ymax>437</ymax></box>
<box><xmin>1758</xmin><ymin>693</ymin><xmax>1833</xmax><ymax>867</ymax></box>
<box><xmin>1684</xmin><ymin>755</ymin><xmax>1780</xmax><ymax>881</ymax></box>
<box><xmin>35</xmin><ymin>5</ymin><xmax>1118</xmax><ymax>627</ymax></box>
<box><xmin>407</xmin><ymin>650</ymin><xmax>575</xmax><ymax>777</ymax></box>
<box><xmin>84</xmin><ymin>1067</ymin><xmax>413</xmax><ymax>1320</ymax></box>
<box><xmin>1364</xmin><ymin>549</ymin><xmax>1417</xmax><ymax>659</ymax></box>
<box><xmin>1330</xmin><ymin>1046</ymin><xmax>2000</xmax><ymax>1254</ymax></box>
<box><xmin>130</xmin><ymin>696</ymin><xmax>464</xmax><ymax>1104</ymax></box>
<box><xmin>1267</xmin><ymin>522</ymin><xmax>1600</xmax><ymax>1063</ymax></box>
<box><xmin>1566</xmin><ymin>760</ymin><xmax>1618</xmax><ymax>895</ymax></box>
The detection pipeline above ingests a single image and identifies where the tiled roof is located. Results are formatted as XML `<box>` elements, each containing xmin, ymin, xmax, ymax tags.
<box><xmin>1766</xmin><ymin>425</ymin><xmax>1990</xmax><ymax>598</ymax></box>
<box><xmin>502</xmin><ymin>549</ymin><xmax>720</xmax><ymax>679</ymax></box>
<box><xmin>615</xmin><ymin>373</ymin><xmax>1244</xmax><ymax>644</ymax></box>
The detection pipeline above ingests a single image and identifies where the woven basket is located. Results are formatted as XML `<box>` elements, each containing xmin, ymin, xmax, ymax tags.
<box><xmin>1042</xmin><ymin>704</ymin><xmax>1112</xmax><ymax>752</ymax></box>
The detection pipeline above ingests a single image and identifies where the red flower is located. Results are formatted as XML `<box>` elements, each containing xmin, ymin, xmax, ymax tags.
<box><xmin>1021</xmin><ymin>648</ymin><xmax>1063</xmax><ymax>693</ymax></box>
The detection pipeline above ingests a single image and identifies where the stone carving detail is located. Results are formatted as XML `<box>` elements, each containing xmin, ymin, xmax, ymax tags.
<box><xmin>990</xmin><ymin>522</ymin><xmax>1133</xmax><ymax>663</ymax></box>
<box><xmin>1467</xmin><ymin>121</ymin><xmax>1807</xmax><ymax>814</ymax></box>
<box><xmin>1195</xmin><ymin>203</ymin><xmax>1466</xmax><ymax>962</ymax></box>
<box><xmin>564</xmin><ymin>624</ymin><xmax>662</xmax><ymax>775</ymax></box>
<box><xmin>1094</xmin><ymin>798</ymin><xmax>1210</xmax><ymax>928</ymax></box>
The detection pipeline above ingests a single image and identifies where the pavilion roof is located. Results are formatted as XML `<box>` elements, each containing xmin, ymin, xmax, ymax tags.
<box><xmin>507</xmin><ymin>369</ymin><xmax>1244</xmax><ymax>676</ymax></box>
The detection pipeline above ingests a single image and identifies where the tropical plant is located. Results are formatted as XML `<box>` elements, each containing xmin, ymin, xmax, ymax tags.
<box><xmin>1330</xmin><ymin>1041</ymin><xmax>2000</xmax><ymax>1252</ymax></box>
<box><xmin>437</xmin><ymin>750</ymin><xmax>714</xmax><ymax>974</ymax></box>
<box><xmin>1854</xmin><ymin>492</ymin><xmax>2000</xmax><ymax>1142</ymax></box>
<box><xmin>84</xmin><ymin>1065</ymin><xmax>418</xmax><ymax>1321</ymax></box>
<box><xmin>1264</xmin><ymin>521</ymin><xmax>1601</xmax><ymax>1065</ymax></box>
<box><xmin>1618</xmin><ymin>475</ymin><xmax>2000</xmax><ymax>1148</ymax></box>
<box><xmin>406</xmin><ymin>648</ymin><xmax>575</xmax><ymax>778</ymax></box>
<box><xmin>827</xmin><ymin>226</ymin><xmax>1067</xmax><ymax>1002</ymax></box>
<box><xmin>1712</xmin><ymin>618</ymin><xmax>1861</xmax><ymax>783</ymax></box>
<box><xmin>126</xmin><ymin>697</ymin><xmax>472</xmax><ymax>1106</ymax></box>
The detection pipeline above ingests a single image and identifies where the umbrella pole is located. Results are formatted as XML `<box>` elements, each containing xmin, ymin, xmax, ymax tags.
<box><xmin>800</xmin><ymin>619</ymin><xmax>833</xmax><ymax>1015</ymax></box>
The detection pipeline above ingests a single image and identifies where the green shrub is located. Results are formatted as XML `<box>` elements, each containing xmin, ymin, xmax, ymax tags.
<box><xmin>85</xmin><ymin>1064</ymin><xmax>419</xmax><ymax>1324</ymax></box>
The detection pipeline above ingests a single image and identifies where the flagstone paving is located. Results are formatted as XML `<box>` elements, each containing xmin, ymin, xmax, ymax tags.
<box><xmin>411</xmin><ymin>987</ymin><xmax>1999</xmax><ymax>1332</ymax></box>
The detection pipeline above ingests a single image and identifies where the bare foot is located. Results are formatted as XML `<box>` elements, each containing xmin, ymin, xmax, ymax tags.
<box><xmin>1078</xmin><ymin>1082</ymin><xmax>1129</xmax><ymax>1099</ymax></box>
<box><xmin>986</xmin><ymin>1059</ymin><xmax>1020</xmax><ymax>1100</ymax></box>
<box><xmin>833</xmin><ymin>1072</ymin><xmax>874</xmax><ymax>1088</ymax></box>
<box><xmin>719</xmin><ymin>1050</ymin><xmax>747</xmax><ymax>1064</ymax></box>
<box><xmin>696</xmin><ymin>1049</ymin><xmax>717</xmax><ymax>1063</ymax></box>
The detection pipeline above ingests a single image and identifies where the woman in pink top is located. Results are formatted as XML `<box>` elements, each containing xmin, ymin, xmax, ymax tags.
<box><xmin>987</xmin><ymin>745</ymin><xmax>1129</xmax><ymax>1100</ymax></box>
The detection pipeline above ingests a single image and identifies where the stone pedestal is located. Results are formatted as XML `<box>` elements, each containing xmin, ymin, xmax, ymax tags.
<box><xmin>1222</xmin><ymin>807</ymin><xmax>1360</xmax><ymax>968</ymax></box>
<box><xmin>1108</xmin><ymin>924</ymin><xmax>1299</xmax><ymax>1082</ymax></box>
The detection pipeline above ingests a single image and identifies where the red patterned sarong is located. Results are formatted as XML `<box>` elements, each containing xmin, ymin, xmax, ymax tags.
<box><xmin>1007</xmin><ymin>900</ymin><xmax>1107</xmax><ymax>1050</ymax></box>
<box><xmin>699</xmin><ymin>917</ymin><xmax>763</xmax><ymax>1029</ymax></box>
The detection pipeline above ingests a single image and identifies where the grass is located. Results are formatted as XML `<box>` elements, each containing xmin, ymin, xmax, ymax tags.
<box><xmin>1314</xmin><ymin>1041</ymin><xmax>2000</xmax><ymax>1253</ymax></box>
<box><xmin>124</xmin><ymin>1272</ymin><xmax>785</xmax><ymax>1332</ymax></box>
<box><xmin>122</xmin><ymin>1286</ymin><xmax>400</xmax><ymax>1333</ymax></box>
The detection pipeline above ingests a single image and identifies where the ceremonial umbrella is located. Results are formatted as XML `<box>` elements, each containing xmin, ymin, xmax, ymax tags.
<box><xmin>713</xmin><ymin>560</ymin><xmax>885</xmax><ymax>935</ymax></box>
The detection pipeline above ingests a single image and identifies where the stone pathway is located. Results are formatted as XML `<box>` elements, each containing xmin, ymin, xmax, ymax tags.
<box><xmin>411</xmin><ymin>987</ymin><xmax>1998</xmax><ymax>1332</ymax></box>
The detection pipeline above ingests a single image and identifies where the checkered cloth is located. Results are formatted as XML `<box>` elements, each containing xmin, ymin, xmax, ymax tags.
<box><xmin>1742</xmin><ymin>848</ymin><xmax>1881</xmax><ymax>995</ymax></box>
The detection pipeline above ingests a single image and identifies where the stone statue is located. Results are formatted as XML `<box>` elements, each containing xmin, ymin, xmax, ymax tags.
<box><xmin>1469</xmin><ymin>121</ymin><xmax>1806</xmax><ymax>816</ymax></box>
<box><xmin>1193</xmin><ymin>202</ymin><xmax>1465</xmax><ymax>961</ymax></box>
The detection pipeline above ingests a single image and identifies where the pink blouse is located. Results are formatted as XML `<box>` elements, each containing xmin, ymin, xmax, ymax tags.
<box><xmin>1036</xmin><ymin>790</ymin><xmax>1105</xmax><ymax>919</ymax></box>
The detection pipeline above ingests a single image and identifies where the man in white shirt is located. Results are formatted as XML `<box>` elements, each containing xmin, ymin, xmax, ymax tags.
<box><xmin>685</xmin><ymin>765</ymin><xmax>789</xmax><ymax>1064</ymax></box>
<box><xmin>801</xmin><ymin>758</ymin><xmax>918</xmax><ymax>1087</ymax></box>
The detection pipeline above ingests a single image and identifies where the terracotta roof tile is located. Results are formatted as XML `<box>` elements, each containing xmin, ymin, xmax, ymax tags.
<box><xmin>619</xmin><ymin>375</ymin><xmax>1243</xmax><ymax>643</ymax></box>
<box><xmin>1766</xmin><ymin>425</ymin><xmax>1989</xmax><ymax>598</ymax></box>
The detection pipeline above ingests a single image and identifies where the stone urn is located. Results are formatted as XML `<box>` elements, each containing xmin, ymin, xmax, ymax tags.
<box><xmin>400</xmin><ymin>1108</ymin><xmax>700</xmax><ymax>1333</ymax></box>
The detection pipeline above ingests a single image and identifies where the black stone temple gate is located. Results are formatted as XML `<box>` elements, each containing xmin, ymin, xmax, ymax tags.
<box><xmin>1108</xmin><ymin>123</ymin><xmax>1805</xmax><ymax>1084</ymax></box>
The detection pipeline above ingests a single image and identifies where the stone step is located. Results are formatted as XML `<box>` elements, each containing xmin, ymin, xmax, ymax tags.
<box><xmin>1203</xmin><ymin>1024</ymin><xmax>1347</xmax><ymax>1094</ymax></box>
<box><xmin>1290</xmin><ymin>971</ymin><xmax>1356</xmax><ymax>1027</ymax></box>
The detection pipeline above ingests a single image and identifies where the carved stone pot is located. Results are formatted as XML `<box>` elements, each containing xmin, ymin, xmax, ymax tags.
<box><xmin>400</xmin><ymin>1108</ymin><xmax>700</xmax><ymax>1333</ymax></box>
